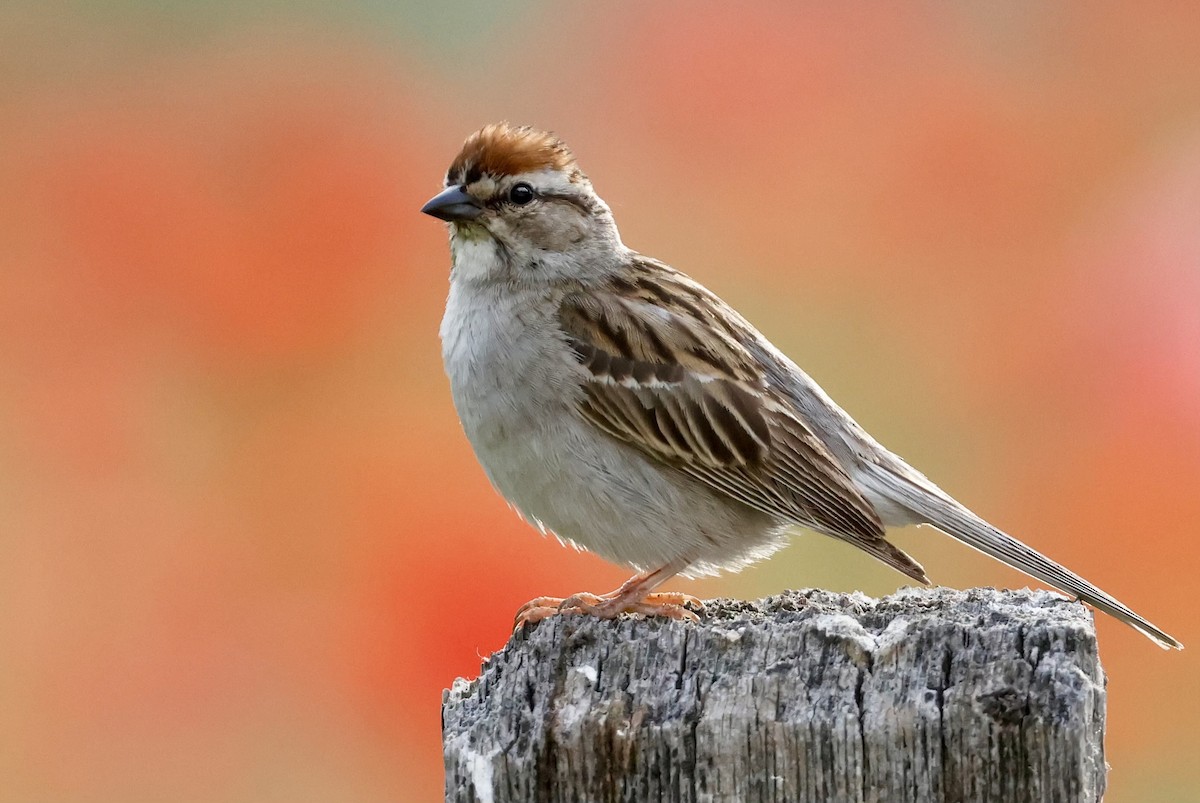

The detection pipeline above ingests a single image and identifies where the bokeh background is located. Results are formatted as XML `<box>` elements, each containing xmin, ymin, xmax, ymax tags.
<box><xmin>2</xmin><ymin>3</ymin><xmax>1198</xmax><ymax>801</ymax></box>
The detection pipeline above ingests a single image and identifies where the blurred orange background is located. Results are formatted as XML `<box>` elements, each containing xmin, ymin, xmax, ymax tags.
<box><xmin>2</xmin><ymin>3</ymin><xmax>1198</xmax><ymax>801</ymax></box>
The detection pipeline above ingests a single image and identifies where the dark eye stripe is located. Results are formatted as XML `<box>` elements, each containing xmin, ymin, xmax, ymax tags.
<box><xmin>540</xmin><ymin>192</ymin><xmax>593</xmax><ymax>214</ymax></box>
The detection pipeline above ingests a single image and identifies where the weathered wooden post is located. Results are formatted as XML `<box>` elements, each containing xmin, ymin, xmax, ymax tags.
<box><xmin>442</xmin><ymin>587</ymin><xmax>1106</xmax><ymax>803</ymax></box>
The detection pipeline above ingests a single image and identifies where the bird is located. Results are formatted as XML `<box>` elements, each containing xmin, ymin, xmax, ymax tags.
<box><xmin>422</xmin><ymin>122</ymin><xmax>1181</xmax><ymax>649</ymax></box>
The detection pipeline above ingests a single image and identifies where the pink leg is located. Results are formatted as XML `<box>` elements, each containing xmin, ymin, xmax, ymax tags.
<box><xmin>514</xmin><ymin>561</ymin><xmax>703</xmax><ymax>629</ymax></box>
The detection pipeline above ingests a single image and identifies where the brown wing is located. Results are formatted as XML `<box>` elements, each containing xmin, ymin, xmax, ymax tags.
<box><xmin>558</xmin><ymin>266</ymin><xmax>928</xmax><ymax>583</ymax></box>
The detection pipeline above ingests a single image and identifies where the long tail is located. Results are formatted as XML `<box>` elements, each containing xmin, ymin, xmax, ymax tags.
<box><xmin>862</xmin><ymin>461</ymin><xmax>1182</xmax><ymax>650</ymax></box>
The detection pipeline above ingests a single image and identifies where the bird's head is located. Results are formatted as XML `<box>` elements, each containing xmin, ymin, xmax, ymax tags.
<box><xmin>422</xmin><ymin>123</ymin><xmax>623</xmax><ymax>282</ymax></box>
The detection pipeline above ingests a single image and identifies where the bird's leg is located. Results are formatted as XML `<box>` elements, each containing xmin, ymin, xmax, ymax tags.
<box><xmin>514</xmin><ymin>561</ymin><xmax>703</xmax><ymax>629</ymax></box>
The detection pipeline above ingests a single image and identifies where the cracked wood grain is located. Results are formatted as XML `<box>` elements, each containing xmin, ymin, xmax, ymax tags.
<box><xmin>443</xmin><ymin>587</ymin><xmax>1105</xmax><ymax>803</ymax></box>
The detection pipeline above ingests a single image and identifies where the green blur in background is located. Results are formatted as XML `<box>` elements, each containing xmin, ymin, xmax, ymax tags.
<box><xmin>1</xmin><ymin>2</ymin><xmax>1198</xmax><ymax>801</ymax></box>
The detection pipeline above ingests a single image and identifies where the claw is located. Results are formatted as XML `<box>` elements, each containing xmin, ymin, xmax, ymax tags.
<box><xmin>514</xmin><ymin>603</ymin><xmax>562</xmax><ymax>630</ymax></box>
<box><xmin>512</xmin><ymin>563</ymin><xmax>703</xmax><ymax>631</ymax></box>
<box><xmin>641</xmin><ymin>591</ymin><xmax>706</xmax><ymax>614</ymax></box>
<box><xmin>513</xmin><ymin>588</ymin><xmax>705</xmax><ymax>630</ymax></box>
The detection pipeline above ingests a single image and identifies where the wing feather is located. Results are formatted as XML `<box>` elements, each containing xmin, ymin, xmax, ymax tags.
<box><xmin>558</xmin><ymin>263</ymin><xmax>929</xmax><ymax>584</ymax></box>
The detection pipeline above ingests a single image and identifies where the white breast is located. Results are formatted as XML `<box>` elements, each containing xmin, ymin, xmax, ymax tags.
<box><xmin>440</xmin><ymin>275</ymin><xmax>587</xmax><ymax>518</ymax></box>
<box><xmin>440</xmin><ymin>274</ymin><xmax>787</xmax><ymax>577</ymax></box>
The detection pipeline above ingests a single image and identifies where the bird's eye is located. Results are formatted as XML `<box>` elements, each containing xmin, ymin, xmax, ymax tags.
<box><xmin>508</xmin><ymin>183</ymin><xmax>535</xmax><ymax>205</ymax></box>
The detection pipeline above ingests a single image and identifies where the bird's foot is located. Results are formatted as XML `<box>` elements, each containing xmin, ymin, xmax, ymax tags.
<box><xmin>514</xmin><ymin>590</ymin><xmax>704</xmax><ymax>630</ymax></box>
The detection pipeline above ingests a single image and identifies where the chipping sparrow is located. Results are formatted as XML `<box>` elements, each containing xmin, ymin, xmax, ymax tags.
<box><xmin>423</xmin><ymin>122</ymin><xmax>1180</xmax><ymax>648</ymax></box>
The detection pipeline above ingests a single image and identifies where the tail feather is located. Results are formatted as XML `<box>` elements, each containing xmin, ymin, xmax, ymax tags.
<box><xmin>864</xmin><ymin>462</ymin><xmax>1183</xmax><ymax>650</ymax></box>
<box><xmin>826</xmin><ymin>529</ymin><xmax>930</xmax><ymax>586</ymax></box>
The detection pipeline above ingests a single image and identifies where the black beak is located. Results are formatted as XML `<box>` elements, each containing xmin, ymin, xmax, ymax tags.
<box><xmin>421</xmin><ymin>185</ymin><xmax>483</xmax><ymax>222</ymax></box>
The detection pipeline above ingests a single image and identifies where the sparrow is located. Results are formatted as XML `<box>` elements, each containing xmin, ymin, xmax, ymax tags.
<box><xmin>422</xmin><ymin>122</ymin><xmax>1181</xmax><ymax>649</ymax></box>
